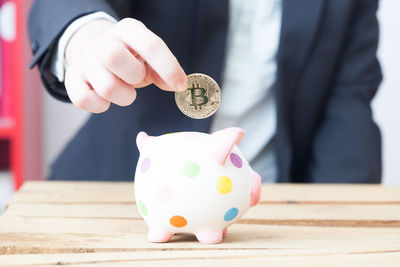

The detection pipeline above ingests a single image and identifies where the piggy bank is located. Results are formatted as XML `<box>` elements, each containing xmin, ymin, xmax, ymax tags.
<box><xmin>134</xmin><ymin>127</ymin><xmax>261</xmax><ymax>244</ymax></box>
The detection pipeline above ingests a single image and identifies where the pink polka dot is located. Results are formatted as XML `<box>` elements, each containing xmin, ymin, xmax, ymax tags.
<box><xmin>230</xmin><ymin>153</ymin><xmax>242</xmax><ymax>168</ymax></box>
<box><xmin>157</xmin><ymin>185</ymin><xmax>173</xmax><ymax>202</ymax></box>
<box><xmin>140</xmin><ymin>158</ymin><xmax>151</xmax><ymax>173</ymax></box>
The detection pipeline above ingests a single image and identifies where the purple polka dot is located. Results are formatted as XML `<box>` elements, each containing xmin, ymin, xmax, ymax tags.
<box><xmin>230</xmin><ymin>153</ymin><xmax>242</xmax><ymax>168</ymax></box>
<box><xmin>140</xmin><ymin>158</ymin><xmax>151</xmax><ymax>173</ymax></box>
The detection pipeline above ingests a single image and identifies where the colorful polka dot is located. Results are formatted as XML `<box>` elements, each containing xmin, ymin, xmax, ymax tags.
<box><xmin>230</xmin><ymin>153</ymin><xmax>243</xmax><ymax>168</ymax></box>
<box><xmin>138</xmin><ymin>200</ymin><xmax>148</xmax><ymax>216</ymax></box>
<box><xmin>224</xmin><ymin>207</ymin><xmax>239</xmax><ymax>221</ymax></box>
<box><xmin>216</xmin><ymin>176</ymin><xmax>233</xmax><ymax>194</ymax></box>
<box><xmin>140</xmin><ymin>158</ymin><xmax>151</xmax><ymax>173</ymax></box>
<box><xmin>170</xmin><ymin>215</ymin><xmax>187</xmax><ymax>228</ymax></box>
<box><xmin>157</xmin><ymin>185</ymin><xmax>173</xmax><ymax>202</ymax></box>
<box><xmin>183</xmin><ymin>161</ymin><xmax>200</xmax><ymax>178</ymax></box>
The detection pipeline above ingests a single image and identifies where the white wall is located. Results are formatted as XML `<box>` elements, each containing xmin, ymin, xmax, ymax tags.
<box><xmin>374</xmin><ymin>0</ymin><xmax>400</xmax><ymax>185</ymax></box>
<box><xmin>43</xmin><ymin>0</ymin><xmax>400</xmax><ymax>184</ymax></box>
<box><xmin>42</xmin><ymin>93</ymin><xmax>88</xmax><ymax>178</ymax></box>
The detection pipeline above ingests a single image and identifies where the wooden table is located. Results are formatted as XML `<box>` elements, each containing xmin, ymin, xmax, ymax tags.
<box><xmin>0</xmin><ymin>182</ymin><xmax>400</xmax><ymax>266</ymax></box>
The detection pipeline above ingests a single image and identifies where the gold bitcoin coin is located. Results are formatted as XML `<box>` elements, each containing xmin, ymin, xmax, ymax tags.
<box><xmin>175</xmin><ymin>73</ymin><xmax>221</xmax><ymax>119</ymax></box>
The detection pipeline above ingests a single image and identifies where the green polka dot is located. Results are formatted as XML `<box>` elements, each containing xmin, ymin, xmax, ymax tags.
<box><xmin>138</xmin><ymin>200</ymin><xmax>148</xmax><ymax>216</ymax></box>
<box><xmin>183</xmin><ymin>161</ymin><xmax>200</xmax><ymax>178</ymax></box>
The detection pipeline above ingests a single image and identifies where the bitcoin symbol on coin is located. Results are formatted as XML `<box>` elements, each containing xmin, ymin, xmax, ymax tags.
<box><xmin>189</xmin><ymin>83</ymin><xmax>208</xmax><ymax>110</ymax></box>
<box><xmin>175</xmin><ymin>73</ymin><xmax>221</xmax><ymax>119</ymax></box>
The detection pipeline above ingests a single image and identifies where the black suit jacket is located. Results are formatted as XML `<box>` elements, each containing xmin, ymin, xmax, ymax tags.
<box><xmin>29</xmin><ymin>0</ymin><xmax>382</xmax><ymax>183</ymax></box>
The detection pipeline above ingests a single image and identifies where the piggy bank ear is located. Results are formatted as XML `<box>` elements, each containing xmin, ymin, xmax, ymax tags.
<box><xmin>136</xmin><ymin>131</ymin><xmax>152</xmax><ymax>152</ymax></box>
<box><xmin>210</xmin><ymin>127</ymin><xmax>244</xmax><ymax>165</ymax></box>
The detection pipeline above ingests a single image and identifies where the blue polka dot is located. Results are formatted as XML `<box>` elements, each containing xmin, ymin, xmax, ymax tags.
<box><xmin>224</xmin><ymin>207</ymin><xmax>239</xmax><ymax>221</ymax></box>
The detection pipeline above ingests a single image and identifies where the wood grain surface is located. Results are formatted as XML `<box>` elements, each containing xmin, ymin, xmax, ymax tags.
<box><xmin>0</xmin><ymin>181</ymin><xmax>399</xmax><ymax>266</ymax></box>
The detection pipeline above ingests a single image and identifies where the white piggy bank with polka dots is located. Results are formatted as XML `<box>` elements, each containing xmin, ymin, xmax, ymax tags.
<box><xmin>134</xmin><ymin>127</ymin><xmax>261</xmax><ymax>244</ymax></box>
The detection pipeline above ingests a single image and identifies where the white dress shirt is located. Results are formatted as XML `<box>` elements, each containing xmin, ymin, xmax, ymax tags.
<box><xmin>51</xmin><ymin>0</ymin><xmax>282</xmax><ymax>183</ymax></box>
<box><xmin>210</xmin><ymin>0</ymin><xmax>281</xmax><ymax>182</ymax></box>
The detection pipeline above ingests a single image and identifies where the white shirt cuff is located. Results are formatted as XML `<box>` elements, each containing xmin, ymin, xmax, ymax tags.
<box><xmin>50</xmin><ymin>12</ymin><xmax>117</xmax><ymax>82</ymax></box>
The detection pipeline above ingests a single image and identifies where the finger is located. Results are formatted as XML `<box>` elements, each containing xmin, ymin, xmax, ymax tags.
<box><xmin>83</xmin><ymin>56</ymin><xmax>137</xmax><ymax>107</ymax></box>
<box><xmin>145</xmin><ymin>63</ymin><xmax>178</xmax><ymax>91</ymax></box>
<box><xmin>65</xmin><ymin>66</ymin><xmax>110</xmax><ymax>113</ymax></box>
<box><xmin>96</xmin><ymin>38</ymin><xmax>146</xmax><ymax>85</ymax></box>
<box><xmin>131</xmin><ymin>62</ymin><xmax>174</xmax><ymax>91</ymax></box>
<box><xmin>114</xmin><ymin>18</ymin><xmax>187</xmax><ymax>91</ymax></box>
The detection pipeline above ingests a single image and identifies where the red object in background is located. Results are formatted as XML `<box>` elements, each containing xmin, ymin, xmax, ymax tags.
<box><xmin>0</xmin><ymin>0</ymin><xmax>42</xmax><ymax>190</ymax></box>
<box><xmin>0</xmin><ymin>0</ymin><xmax>14</xmax><ymax>174</ymax></box>
<box><xmin>0</xmin><ymin>140</ymin><xmax>9</xmax><ymax>168</ymax></box>
<box><xmin>0</xmin><ymin>0</ymin><xmax>13</xmax><ymax>118</ymax></box>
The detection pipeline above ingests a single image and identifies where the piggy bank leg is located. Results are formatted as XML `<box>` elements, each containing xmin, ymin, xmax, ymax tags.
<box><xmin>195</xmin><ymin>229</ymin><xmax>223</xmax><ymax>244</ymax></box>
<box><xmin>148</xmin><ymin>228</ymin><xmax>174</xmax><ymax>243</ymax></box>
<box><xmin>250</xmin><ymin>172</ymin><xmax>262</xmax><ymax>207</ymax></box>
<box><xmin>222</xmin><ymin>228</ymin><xmax>228</xmax><ymax>237</ymax></box>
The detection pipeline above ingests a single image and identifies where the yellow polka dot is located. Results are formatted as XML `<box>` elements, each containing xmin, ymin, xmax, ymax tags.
<box><xmin>163</xmin><ymin>132</ymin><xmax>180</xmax><ymax>136</ymax></box>
<box><xmin>216</xmin><ymin>176</ymin><xmax>233</xmax><ymax>194</ymax></box>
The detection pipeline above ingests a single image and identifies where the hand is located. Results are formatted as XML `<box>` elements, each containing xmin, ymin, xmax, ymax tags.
<box><xmin>64</xmin><ymin>18</ymin><xmax>187</xmax><ymax>113</ymax></box>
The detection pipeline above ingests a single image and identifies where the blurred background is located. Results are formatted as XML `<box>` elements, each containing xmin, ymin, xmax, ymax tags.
<box><xmin>0</xmin><ymin>0</ymin><xmax>399</xmax><ymax>213</ymax></box>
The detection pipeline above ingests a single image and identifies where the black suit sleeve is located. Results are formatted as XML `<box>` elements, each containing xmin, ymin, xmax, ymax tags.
<box><xmin>307</xmin><ymin>0</ymin><xmax>382</xmax><ymax>182</ymax></box>
<box><xmin>28</xmin><ymin>0</ymin><xmax>119</xmax><ymax>102</ymax></box>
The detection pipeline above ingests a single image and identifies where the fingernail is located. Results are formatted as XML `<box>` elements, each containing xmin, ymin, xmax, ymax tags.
<box><xmin>176</xmin><ymin>78</ymin><xmax>187</xmax><ymax>91</ymax></box>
